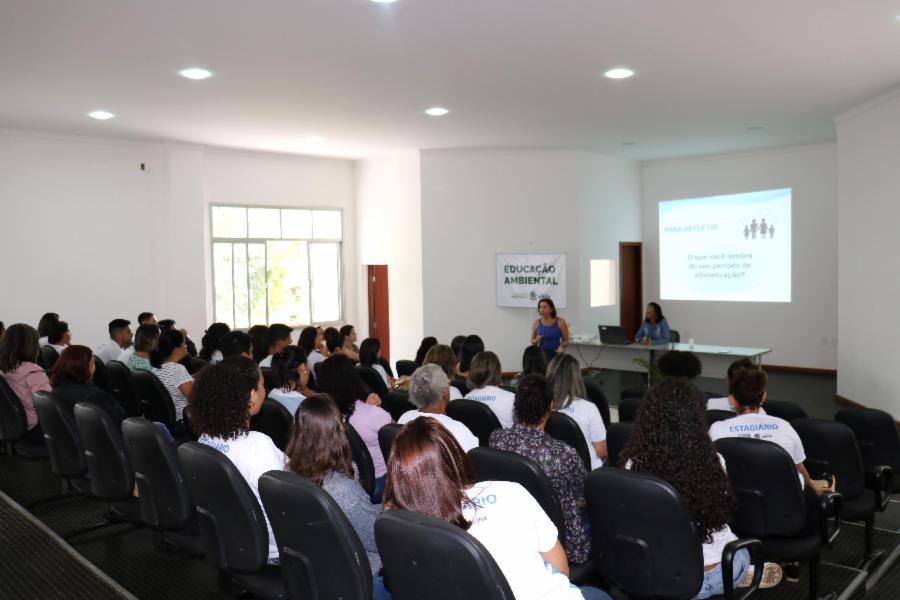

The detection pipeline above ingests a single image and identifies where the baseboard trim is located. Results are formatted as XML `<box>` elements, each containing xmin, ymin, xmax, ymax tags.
<box><xmin>835</xmin><ymin>394</ymin><xmax>865</xmax><ymax>409</ymax></box>
<box><xmin>763</xmin><ymin>364</ymin><xmax>837</xmax><ymax>376</ymax></box>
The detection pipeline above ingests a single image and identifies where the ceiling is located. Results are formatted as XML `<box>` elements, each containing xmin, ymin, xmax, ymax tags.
<box><xmin>1</xmin><ymin>1</ymin><xmax>899</xmax><ymax>160</ymax></box>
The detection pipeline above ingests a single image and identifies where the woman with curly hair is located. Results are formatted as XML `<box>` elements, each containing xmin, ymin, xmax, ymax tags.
<box><xmin>620</xmin><ymin>377</ymin><xmax>781</xmax><ymax>597</ymax></box>
<box><xmin>191</xmin><ymin>356</ymin><xmax>285</xmax><ymax>564</ymax></box>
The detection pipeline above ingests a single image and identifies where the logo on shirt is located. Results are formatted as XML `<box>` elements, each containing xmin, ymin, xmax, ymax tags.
<box><xmin>728</xmin><ymin>423</ymin><xmax>778</xmax><ymax>434</ymax></box>
<box><xmin>470</xmin><ymin>395</ymin><xmax>497</xmax><ymax>403</ymax></box>
<box><xmin>199</xmin><ymin>436</ymin><xmax>230</xmax><ymax>454</ymax></box>
<box><xmin>463</xmin><ymin>494</ymin><xmax>497</xmax><ymax>509</ymax></box>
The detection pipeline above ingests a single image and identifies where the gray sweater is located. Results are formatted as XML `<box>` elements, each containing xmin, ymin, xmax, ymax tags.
<box><xmin>321</xmin><ymin>470</ymin><xmax>382</xmax><ymax>574</ymax></box>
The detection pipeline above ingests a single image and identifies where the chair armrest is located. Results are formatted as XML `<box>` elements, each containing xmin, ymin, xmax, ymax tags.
<box><xmin>819</xmin><ymin>491</ymin><xmax>842</xmax><ymax>547</ymax></box>
<box><xmin>865</xmin><ymin>465</ymin><xmax>893</xmax><ymax>512</ymax></box>
<box><xmin>858</xmin><ymin>441</ymin><xmax>878</xmax><ymax>471</ymax></box>
<box><xmin>722</xmin><ymin>537</ymin><xmax>763</xmax><ymax>600</ymax></box>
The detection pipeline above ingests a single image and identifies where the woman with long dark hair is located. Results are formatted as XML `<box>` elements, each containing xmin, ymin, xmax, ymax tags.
<box><xmin>456</xmin><ymin>334</ymin><xmax>484</xmax><ymax>376</ymax></box>
<box><xmin>268</xmin><ymin>345</ymin><xmax>314</xmax><ymax>414</ymax></box>
<box><xmin>634</xmin><ymin>302</ymin><xmax>670</xmax><ymax>345</ymax></box>
<box><xmin>0</xmin><ymin>324</ymin><xmax>51</xmax><ymax>436</ymax></box>
<box><xmin>414</xmin><ymin>337</ymin><xmax>438</xmax><ymax>366</ymax></box>
<box><xmin>199</xmin><ymin>322</ymin><xmax>231</xmax><ymax>363</ymax></box>
<box><xmin>359</xmin><ymin>338</ymin><xmax>393</xmax><ymax>388</ymax></box>
<box><xmin>149</xmin><ymin>329</ymin><xmax>193</xmax><ymax>422</ymax></box>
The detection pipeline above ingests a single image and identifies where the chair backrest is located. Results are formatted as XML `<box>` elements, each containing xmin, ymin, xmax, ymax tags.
<box><xmin>259</xmin><ymin>470</ymin><xmax>372</xmax><ymax>599</ymax></box>
<box><xmin>378</xmin><ymin>423</ymin><xmax>403</xmax><ymax>464</ymax></box>
<box><xmin>583</xmin><ymin>378</ymin><xmax>612</xmax><ymax>428</ymax></box>
<box><xmin>835</xmin><ymin>407</ymin><xmax>900</xmax><ymax>473</ymax></box>
<box><xmin>105</xmin><ymin>360</ymin><xmax>144</xmax><ymax>417</ymax></box>
<box><xmin>468</xmin><ymin>446</ymin><xmax>567</xmax><ymax>545</ymax></box>
<box><xmin>250</xmin><ymin>399</ymin><xmax>293</xmax><ymax>452</ymax></box>
<box><xmin>177</xmin><ymin>441</ymin><xmax>269</xmax><ymax>573</ymax></box>
<box><xmin>355</xmin><ymin>366</ymin><xmax>390</xmax><ymax>399</ymax></box>
<box><xmin>382</xmin><ymin>391</ymin><xmax>416</xmax><ymax>422</ymax></box>
<box><xmin>122</xmin><ymin>417</ymin><xmax>194</xmax><ymax>530</ymax></box>
<box><xmin>73</xmin><ymin>401</ymin><xmax>134</xmax><ymax>500</ymax></box>
<box><xmin>91</xmin><ymin>355</ymin><xmax>111</xmax><ymax>392</ymax></box>
<box><xmin>260</xmin><ymin>367</ymin><xmax>276</xmax><ymax>394</ymax></box>
<box><xmin>181</xmin><ymin>356</ymin><xmax>208</xmax><ymax>376</ymax></box>
<box><xmin>793</xmin><ymin>418</ymin><xmax>865</xmax><ymax>500</ymax></box>
<box><xmin>450</xmin><ymin>377</ymin><xmax>469</xmax><ymax>397</ymax></box>
<box><xmin>395</xmin><ymin>360</ymin><xmax>418</xmax><ymax>377</ymax></box>
<box><xmin>445</xmin><ymin>399</ymin><xmax>502</xmax><ymax>447</ymax></box>
<box><xmin>375</xmin><ymin>509</ymin><xmax>515</xmax><ymax>600</ymax></box>
<box><xmin>545</xmin><ymin>412</ymin><xmax>591</xmax><ymax>470</ymax></box>
<box><xmin>705</xmin><ymin>409</ymin><xmax>735</xmax><ymax>427</ymax></box>
<box><xmin>715</xmin><ymin>437</ymin><xmax>807</xmax><ymax>537</ymax></box>
<box><xmin>762</xmin><ymin>400</ymin><xmax>807</xmax><ymax>422</ymax></box>
<box><xmin>606</xmin><ymin>422</ymin><xmax>634</xmax><ymax>467</ymax></box>
<box><xmin>620</xmin><ymin>388</ymin><xmax>645</xmax><ymax>401</ymax></box>
<box><xmin>32</xmin><ymin>390</ymin><xmax>87</xmax><ymax>478</ymax></box>
<box><xmin>617</xmin><ymin>396</ymin><xmax>642</xmax><ymax>422</ymax></box>
<box><xmin>669</xmin><ymin>329</ymin><xmax>681</xmax><ymax>343</ymax></box>
<box><xmin>132</xmin><ymin>370</ymin><xmax>177</xmax><ymax>428</ymax></box>
<box><xmin>584</xmin><ymin>468</ymin><xmax>703</xmax><ymax>598</ymax></box>
<box><xmin>0</xmin><ymin>376</ymin><xmax>28</xmax><ymax>445</ymax></box>
<box><xmin>40</xmin><ymin>345</ymin><xmax>60</xmax><ymax>371</ymax></box>
<box><xmin>345</xmin><ymin>422</ymin><xmax>375</xmax><ymax>496</ymax></box>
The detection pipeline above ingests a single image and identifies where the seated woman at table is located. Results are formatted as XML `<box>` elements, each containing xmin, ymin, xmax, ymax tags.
<box><xmin>634</xmin><ymin>302</ymin><xmax>670</xmax><ymax>345</ymax></box>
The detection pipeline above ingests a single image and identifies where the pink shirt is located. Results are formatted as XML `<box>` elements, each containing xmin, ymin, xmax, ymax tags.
<box><xmin>1</xmin><ymin>362</ymin><xmax>52</xmax><ymax>430</ymax></box>
<box><xmin>348</xmin><ymin>400</ymin><xmax>392</xmax><ymax>478</ymax></box>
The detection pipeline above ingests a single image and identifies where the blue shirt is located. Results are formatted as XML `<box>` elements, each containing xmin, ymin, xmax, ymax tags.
<box><xmin>537</xmin><ymin>318</ymin><xmax>563</xmax><ymax>351</ymax></box>
<box><xmin>634</xmin><ymin>318</ymin><xmax>670</xmax><ymax>344</ymax></box>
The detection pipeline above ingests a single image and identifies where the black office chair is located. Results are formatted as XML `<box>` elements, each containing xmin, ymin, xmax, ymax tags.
<box><xmin>180</xmin><ymin>355</ymin><xmax>208</xmax><ymax>376</ymax></box>
<box><xmin>382</xmin><ymin>390</ymin><xmax>416</xmax><ymax>422</ymax></box>
<box><xmin>375</xmin><ymin>509</ymin><xmax>515</xmax><ymax>600</ymax></box>
<box><xmin>716</xmin><ymin>437</ymin><xmax>842</xmax><ymax>600</ymax></box>
<box><xmin>450</xmin><ymin>377</ymin><xmax>469</xmax><ymax>397</ymax></box>
<box><xmin>669</xmin><ymin>329</ymin><xmax>681</xmax><ymax>343</ymax></box>
<box><xmin>132</xmin><ymin>370</ymin><xmax>177</xmax><ymax>429</ymax></box>
<box><xmin>105</xmin><ymin>360</ymin><xmax>143</xmax><ymax>417</ymax></box>
<box><xmin>260</xmin><ymin>367</ymin><xmax>276</xmax><ymax>395</ymax></box>
<box><xmin>583</xmin><ymin>378</ymin><xmax>612</xmax><ymax>429</ymax></box>
<box><xmin>585</xmin><ymin>467</ymin><xmax>763</xmax><ymax>600</ymax></box>
<box><xmin>545</xmin><ymin>412</ymin><xmax>592</xmax><ymax>471</ymax></box>
<box><xmin>617</xmin><ymin>397</ymin><xmax>642</xmax><ymax>423</ymax></box>
<box><xmin>32</xmin><ymin>390</ymin><xmax>91</xmax><ymax>496</ymax></box>
<box><xmin>446</xmin><ymin>399</ymin><xmax>502</xmax><ymax>447</ymax></box>
<box><xmin>91</xmin><ymin>355</ymin><xmax>111</xmax><ymax>392</ymax></box>
<box><xmin>356</xmin><ymin>365</ymin><xmax>390</xmax><ymax>399</ymax></box>
<box><xmin>250</xmin><ymin>399</ymin><xmax>293</xmax><ymax>452</ymax></box>
<box><xmin>706</xmin><ymin>409</ymin><xmax>735</xmax><ymax>428</ymax></box>
<box><xmin>836</xmin><ymin>407</ymin><xmax>900</xmax><ymax>493</ymax></box>
<box><xmin>793</xmin><ymin>418</ymin><xmax>892</xmax><ymax>564</ymax></box>
<box><xmin>763</xmin><ymin>400</ymin><xmax>808</xmax><ymax>422</ymax></box>
<box><xmin>606</xmin><ymin>422</ymin><xmax>634</xmax><ymax>468</ymax></box>
<box><xmin>40</xmin><ymin>345</ymin><xmax>60</xmax><ymax>371</ymax></box>
<box><xmin>396</xmin><ymin>359</ymin><xmax>418</xmax><ymax>377</ymax></box>
<box><xmin>378</xmin><ymin>423</ymin><xmax>403</xmax><ymax>464</ymax></box>
<box><xmin>0</xmin><ymin>377</ymin><xmax>46</xmax><ymax>457</ymax></box>
<box><xmin>620</xmin><ymin>388</ymin><xmax>645</xmax><ymax>401</ymax></box>
<box><xmin>121</xmin><ymin>417</ymin><xmax>202</xmax><ymax>555</ymax></box>
<box><xmin>345</xmin><ymin>422</ymin><xmax>376</xmax><ymax>498</ymax></box>
<box><xmin>177</xmin><ymin>442</ymin><xmax>287</xmax><ymax>600</ymax></box>
<box><xmin>259</xmin><ymin>470</ymin><xmax>373</xmax><ymax>600</ymax></box>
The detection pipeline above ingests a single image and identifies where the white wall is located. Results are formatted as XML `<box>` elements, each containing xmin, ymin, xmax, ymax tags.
<box><xmin>354</xmin><ymin>152</ymin><xmax>423</xmax><ymax>364</ymax></box>
<box><xmin>421</xmin><ymin>150</ymin><xmax>642</xmax><ymax>369</ymax></box>
<box><xmin>835</xmin><ymin>87</ymin><xmax>900</xmax><ymax>412</ymax></box>
<box><xmin>641</xmin><ymin>143</ymin><xmax>838</xmax><ymax>370</ymax></box>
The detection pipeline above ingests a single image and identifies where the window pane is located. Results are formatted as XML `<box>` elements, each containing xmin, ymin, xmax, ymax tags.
<box><xmin>233</xmin><ymin>243</ymin><xmax>250</xmax><ymax>329</ymax></box>
<box><xmin>281</xmin><ymin>209</ymin><xmax>312</xmax><ymax>239</ymax></box>
<box><xmin>312</xmin><ymin>210</ymin><xmax>342</xmax><ymax>240</ymax></box>
<box><xmin>248</xmin><ymin>244</ymin><xmax>267</xmax><ymax>325</ymax></box>
<box><xmin>248</xmin><ymin>208</ymin><xmax>281</xmax><ymax>239</ymax></box>
<box><xmin>213</xmin><ymin>243</ymin><xmax>234</xmax><ymax>326</ymax></box>
<box><xmin>212</xmin><ymin>206</ymin><xmax>247</xmax><ymax>238</ymax></box>
<box><xmin>310</xmin><ymin>242</ymin><xmax>341</xmax><ymax>322</ymax></box>
<box><xmin>267</xmin><ymin>240</ymin><xmax>310</xmax><ymax>325</ymax></box>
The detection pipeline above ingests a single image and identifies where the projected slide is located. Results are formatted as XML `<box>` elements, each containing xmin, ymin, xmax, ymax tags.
<box><xmin>659</xmin><ymin>188</ymin><xmax>791</xmax><ymax>302</ymax></box>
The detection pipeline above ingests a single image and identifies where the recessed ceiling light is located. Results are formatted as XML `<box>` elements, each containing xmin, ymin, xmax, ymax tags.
<box><xmin>621</xmin><ymin>141</ymin><xmax>636</xmax><ymax>146</ymax></box>
<box><xmin>306</xmin><ymin>136</ymin><xmax>325</xmax><ymax>144</ymax></box>
<box><xmin>604</xmin><ymin>67</ymin><xmax>635</xmax><ymax>80</ymax></box>
<box><xmin>179</xmin><ymin>67</ymin><xmax>213</xmax><ymax>80</ymax></box>
<box><xmin>425</xmin><ymin>107</ymin><xmax>449</xmax><ymax>116</ymax></box>
<box><xmin>746</xmin><ymin>125</ymin><xmax>765</xmax><ymax>131</ymax></box>
<box><xmin>371</xmin><ymin>0</ymin><xmax>397</xmax><ymax>3</ymax></box>
<box><xmin>88</xmin><ymin>110</ymin><xmax>115</xmax><ymax>120</ymax></box>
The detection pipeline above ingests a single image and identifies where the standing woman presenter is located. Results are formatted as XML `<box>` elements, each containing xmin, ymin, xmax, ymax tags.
<box><xmin>531</xmin><ymin>298</ymin><xmax>569</xmax><ymax>362</ymax></box>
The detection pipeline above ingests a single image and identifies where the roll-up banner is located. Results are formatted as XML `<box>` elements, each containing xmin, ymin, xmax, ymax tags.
<box><xmin>496</xmin><ymin>253</ymin><xmax>566</xmax><ymax>308</ymax></box>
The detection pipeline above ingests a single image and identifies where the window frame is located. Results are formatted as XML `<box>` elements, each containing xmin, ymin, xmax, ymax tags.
<box><xmin>209</xmin><ymin>203</ymin><xmax>344</xmax><ymax>328</ymax></box>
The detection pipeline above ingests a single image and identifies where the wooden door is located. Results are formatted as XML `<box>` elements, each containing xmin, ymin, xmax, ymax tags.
<box><xmin>619</xmin><ymin>243</ymin><xmax>643</xmax><ymax>340</ymax></box>
<box><xmin>366</xmin><ymin>265</ymin><xmax>390</xmax><ymax>363</ymax></box>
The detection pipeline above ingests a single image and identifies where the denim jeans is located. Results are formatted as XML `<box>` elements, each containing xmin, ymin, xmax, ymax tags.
<box><xmin>579</xmin><ymin>586</ymin><xmax>614</xmax><ymax>600</ymax></box>
<box><xmin>371</xmin><ymin>475</ymin><xmax>386</xmax><ymax>504</ymax></box>
<box><xmin>373</xmin><ymin>574</ymin><xmax>392</xmax><ymax>600</ymax></box>
<box><xmin>694</xmin><ymin>548</ymin><xmax>750</xmax><ymax>599</ymax></box>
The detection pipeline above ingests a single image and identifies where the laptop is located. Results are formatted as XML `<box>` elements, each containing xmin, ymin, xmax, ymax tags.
<box><xmin>598</xmin><ymin>325</ymin><xmax>632</xmax><ymax>345</ymax></box>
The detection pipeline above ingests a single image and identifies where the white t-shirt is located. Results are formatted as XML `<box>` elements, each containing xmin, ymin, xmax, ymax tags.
<box><xmin>462</xmin><ymin>481</ymin><xmax>583</xmax><ymax>600</ymax></box>
<box><xmin>556</xmin><ymin>397</ymin><xmax>607</xmax><ymax>469</ymax></box>
<box><xmin>117</xmin><ymin>347</ymin><xmax>135</xmax><ymax>362</ymax></box>
<box><xmin>268</xmin><ymin>388</ymin><xmax>305</xmax><ymax>415</ymax></box>
<box><xmin>465</xmin><ymin>385</ymin><xmax>516</xmax><ymax>428</ymax></box>
<box><xmin>150</xmin><ymin>362</ymin><xmax>193</xmax><ymax>420</ymax></box>
<box><xmin>707</xmin><ymin>396</ymin><xmax>766</xmax><ymax>415</ymax></box>
<box><xmin>307</xmin><ymin>350</ymin><xmax>326</xmax><ymax>381</ymax></box>
<box><xmin>48</xmin><ymin>343</ymin><xmax>68</xmax><ymax>354</ymax></box>
<box><xmin>95</xmin><ymin>340</ymin><xmax>124</xmax><ymax>365</ymax></box>
<box><xmin>398</xmin><ymin>410</ymin><xmax>479</xmax><ymax>452</ymax></box>
<box><xmin>449</xmin><ymin>386</ymin><xmax>463</xmax><ymax>401</ymax></box>
<box><xmin>709</xmin><ymin>412</ymin><xmax>806</xmax><ymax>487</ymax></box>
<box><xmin>372</xmin><ymin>364</ymin><xmax>390</xmax><ymax>388</ymax></box>
<box><xmin>210</xmin><ymin>349</ymin><xmax>223</xmax><ymax>364</ymax></box>
<box><xmin>197</xmin><ymin>431</ymin><xmax>286</xmax><ymax>563</ymax></box>
<box><xmin>258</xmin><ymin>354</ymin><xmax>274</xmax><ymax>368</ymax></box>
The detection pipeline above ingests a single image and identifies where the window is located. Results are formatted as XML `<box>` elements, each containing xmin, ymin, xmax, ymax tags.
<box><xmin>211</xmin><ymin>206</ymin><xmax>343</xmax><ymax>328</ymax></box>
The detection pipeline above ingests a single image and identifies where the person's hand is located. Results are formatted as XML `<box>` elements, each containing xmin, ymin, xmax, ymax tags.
<box><xmin>639</xmin><ymin>338</ymin><xmax>650</xmax><ymax>346</ymax></box>
<box><xmin>555</xmin><ymin>346</ymin><xmax>563</xmax><ymax>353</ymax></box>
<box><xmin>365</xmin><ymin>393</ymin><xmax>382</xmax><ymax>407</ymax></box>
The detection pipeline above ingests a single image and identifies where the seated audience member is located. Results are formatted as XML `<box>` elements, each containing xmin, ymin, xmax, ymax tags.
<box><xmin>158</xmin><ymin>319</ymin><xmax>197</xmax><ymax>357</ymax></box>
<box><xmin>657</xmin><ymin>350</ymin><xmax>703</xmax><ymax>380</ymax></box>
<box><xmin>199</xmin><ymin>322</ymin><xmax>231</xmax><ymax>364</ymax></box>
<box><xmin>359</xmin><ymin>338</ymin><xmax>393</xmax><ymax>388</ymax></box>
<box><xmin>423</xmin><ymin>344</ymin><xmax>464</xmax><ymax>400</ymax></box>
<box><xmin>116</xmin><ymin>312</ymin><xmax>156</xmax><ymax>363</ymax></box>
<box><xmin>414</xmin><ymin>336</ymin><xmax>438</xmax><ymax>366</ymax></box>
<box><xmin>47</xmin><ymin>321</ymin><xmax>71</xmax><ymax>354</ymax></box>
<box><xmin>340</xmin><ymin>324</ymin><xmax>360</xmax><ymax>361</ymax></box>
<box><xmin>706</xmin><ymin>358</ymin><xmax>766</xmax><ymax>415</ymax></box>
<box><xmin>247</xmin><ymin>325</ymin><xmax>270</xmax><ymax>363</ymax></box>
<box><xmin>126</xmin><ymin>324</ymin><xmax>159</xmax><ymax>372</ymax></box>
<box><xmin>299</xmin><ymin>326</ymin><xmax>326</xmax><ymax>380</ymax></box>
<box><xmin>456</xmin><ymin>334</ymin><xmax>484</xmax><ymax>377</ymax></box>
<box><xmin>621</xmin><ymin>378</ymin><xmax>781</xmax><ymax>596</ymax></box>
<box><xmin>150</xmin><ymin>329</ymin><xmax>194</xmax><ymax>423</ymax></box>
<box><xmin>285</xmin><ymin>394</ymin><xmax>390</xmax><ymax>599</ymax></box>
<box><xmin>0</xmin><ymin>321</ymin><xmax>5</xmax><ymax>341</ymax></box>
<box><xmin>268</xmin><ymin>346</ymin><xmax>314</xmax><ymax>415</ymax></box>
<box><xmin>450</xmin><ymin>334</ymin><xmax>465</xmax><ymax>359</ymax></box>
<box><xmin>323</xmin><ymin>327</ymin><xmax>344</xmax><ymax>357</ymax></box>
<box><xmin>384</xmin><ymin>418</ymin><xmax>612</xmax><ymax>600</ymax></box>
<box><xmin>96</xmin><ymin>319</ymin><xmax>133</xmax><ymax>364</ymax></box>
<box><xmin>490</xmin><ymin>374</ymin><xmax>590</xmax><ymax>564</ymax></box>
<box><xmin>37</xmin><ymin>312</ymin><xmax>60</xmax><ymax>347</ymax></box>
<box><xmin>511</xmin><ymin>345</ymin><xmax>548</xmax><ymax>386</ymax></box>
<box><xmin>258</xmin><ymin>323</ymin><xmax>293</xmax><ymax>368</ymax></box>
<box><xmin>546</xmin><ymin>354</ymin><xmax>607</xmax><ymax>469</ymax></box>
<box><xmin>317</xmin><ymin>355</ymin><xmax>392</xmax><ymax>502</ymax></box>
<box><xmin>219</xmin><ymin>331</ymin><xmax>254</xmax><ymax>360</ymax></box>
<box><xmin>137</xmin><ymin>312</ymin><xmax>157</xmax><ymax>326</ymax></box>
<box><xmin>50</xmin><ymin>345</ymin><xmax>126</xmax><ymax>425</ymax></box>
<box><xmin>464</xmin><ymin>351</ymin><xmax>515</xmax><ymax>428</ymax></box>
<box><xmin>0</xmin><ymin>324</ymin><xmax>51</xmax><ymax>437</ymax></box>
<box><xmin>191</xmin><ymin>357</ymin><xmax>284</xmax><ymax>564</ymax></box>
<box><xmin>399</xmin><ymin>364</ymin><xmax>478</xmax><ymax>452</ymax></box>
